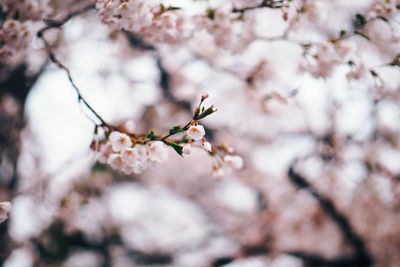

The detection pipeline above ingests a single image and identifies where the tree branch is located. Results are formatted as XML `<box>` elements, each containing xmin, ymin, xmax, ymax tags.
<box><xmin>287</xmin><ymin>164</ymin><xmax>373</xmax><ymax>267</ymax></box>
<box><xmin>36</xmin><ymin>4</ymin><xmax>113</xmax><ymax>129</ymax></box>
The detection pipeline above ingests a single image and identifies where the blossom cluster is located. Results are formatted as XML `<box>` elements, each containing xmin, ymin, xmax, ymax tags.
<box><xmin>0</xmin><ymin>19</ymin><xmax>38</xmax><ymax>63</ymax></box>
<box><xmin>94</xmin><ymin>92</ymin><xmax>243</xmax><ymax>177</ymax></box>
<box><xmin>95</xmin><ymin>0</ymin><xmax>257</xmax><ymax>50</ymax></box>
<box><xmin>199</xmin><ymin>7</ymin><xmax>255</xmax><ymax>51</ymax></box>
<box><xmin>97</xmin><ymin>132</ymin><xmax>168</xmax><ymax>175</ymax></box>
<box><xmin>96</xmin><ymin>0</ymin><xmax>193</xmax><ymax>43</ymax></box>
<box><xmin>299</xmin><ymin>41</ymin><xmax>355</xmax><ymax>78</ymax></box>
<box><xmin>0</xmin><ymin>0</ymin><xmax>48</xmax><ymax>22</ymax></box>
<box><xmin>211</xmin><ymin>146</ymin><xmax>244</xmax><ymax>179</ymax></box>
<box><xmin>369</xmin><ymin>0</ymin><xmax>399</xmax><ymax>19</ymax></box>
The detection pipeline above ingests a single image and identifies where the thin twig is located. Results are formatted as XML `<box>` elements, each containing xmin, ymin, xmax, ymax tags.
<box><xmin>37</xmin><ymin>3</ymin><xmax>113</xmax><ymax>129</ymax></box>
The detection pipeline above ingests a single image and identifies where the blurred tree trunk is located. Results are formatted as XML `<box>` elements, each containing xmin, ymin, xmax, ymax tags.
<box><xmin>0</xmin><ymin>64</ymin><xmax>44</xmax><ymax>264</ymax></box>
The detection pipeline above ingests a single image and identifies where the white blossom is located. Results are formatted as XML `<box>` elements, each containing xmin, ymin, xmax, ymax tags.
<box><xmin>347</xmin><ymin>63</ymin><xmax>367</xmax><ymax>80</ymax></box>
<box><xmin>224</xmin><ymin>155</ymin><xmax>244</xmax><ymax>170</ymax></box>
<box><xmin>212</xmin><ymin>166</ymin><xmax>225</xmax><ymax>179</ymax></box>
<box><xmin>121</xmin><ymin>148</ymin><xmax>139</xmax><ymax>165</ymax></box>
<box><xmin>107</xmin><ymin>153</ymin><xmax>125</xmax><ymax>171</ymax></box>
<box><xmin>131</xmin><ymin>160</ymin><xmax>147</xmax><ymax>174</ymax></box>
<box><xmin>109</xmin><ymin>131</ymin><xmax>132</xmax><ymax>152</ymax></box>
<box><xmin>187</xmin><ymin>125</ymin><xmax>205</xmax><ymax>141</ymax></box>
<box><xmin>202</xmin><ymin>138</ymin><xmax>212</xmax><ymax>152</ymax></box>
<box><xmin>130</xmin><ymin>145</ymin><xmax>149</xmax><ymax>174</ymax></box>
<box><xmin>0</xmin><ymin>202</ymin><xmax>11</xmax><ymax>223</ymax></box>
<box><xmin>97</xmin><ymin>141</ymin><xmax>113</xmax><ymax>164</ymax></box>
<box><xmin>182</xmin><ymin>143</ymin><xmax>192</xmax><ymax>155</ymax></box>
<box><xmin>147</xmin><ymin>141</ymin><xmax>168</xmax><ymax>163</ymax></box>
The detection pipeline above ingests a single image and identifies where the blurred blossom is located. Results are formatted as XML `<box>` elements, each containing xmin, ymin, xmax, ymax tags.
<box><xmin>0</xmin><ymin>202</ymin><xmax>11</xmax><ymax>223</ymax></box>
<box><xmin>1</xmin><ymin>0</ymin><xmax>400</xmax><ymax>266</ymax></box>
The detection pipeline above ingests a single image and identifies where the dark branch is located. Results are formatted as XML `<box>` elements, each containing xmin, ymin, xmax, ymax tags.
<box><xmin>36</xmin><ymin>4</ymin><xmax>113</xmax><ymax>129</ymax></box>
<box><xmin>232</xmin><ymin>0</ymin><xmax>286</xmax><ymax>14</ymax></box>
<box><xmin>37</xmin><ymin>4</ymin><xmax>96</xmax><ymax>37</ymax></box>
<box><xmin>287</xmin><ymin>164</ymin><xmax>373</xmax><ymax>267</ymax></box>
<box><xmin>123</xmin><ymin>30</ymin><xmax>192</xmax><ymax>112</ymax></box>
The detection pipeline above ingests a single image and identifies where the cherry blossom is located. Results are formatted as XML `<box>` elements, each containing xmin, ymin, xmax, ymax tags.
<box><xmin>187</xmin><ymin>125</ymin><xmax>205</xmax><ymax>141</ymax></box>
<box><xmin>182</xmin><ymin>143</ymin><xmax>192</xmax><ymax>155</ymax></box>
<box><xmin>109</xmin><ymin>131</ymin><xmax>132</xmax><ymax>152</ymax></box>
<box><xmin>0</xmin><ymin>202</ymin><xmax>11</xmax><ymax>223</ymax></box>
<box><xmin>224</xmin><ymin>155</ymin><xmax>244</xmax><ymax>170</ymax></box>
<box><xmin>202</xmin><ymin>138</ymin><xmax>212</xmax><ymax>152</ymax></box>
<box><xmin>146</xmin><ymin>141</ymin><xmax>168</xmax><ymax>163</ymax></box>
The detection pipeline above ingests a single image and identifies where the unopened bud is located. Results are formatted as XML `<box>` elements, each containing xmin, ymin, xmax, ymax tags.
<box><xmin>201</xmin><ymin>91</ymin><xmax>209</xmax><ymax>101</ymax></box>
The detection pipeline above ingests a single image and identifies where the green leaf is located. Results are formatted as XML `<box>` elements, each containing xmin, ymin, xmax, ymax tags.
<box><xmin>340</xmin><ymin>30</ymin><xmax>346</xmax><ymax>37</ymax></box>
<box><xmin>370</xmin><ymin>70</ymin><xmax>379</xmax><ymax>77</ymax></box>
<box><xmin>146</xmin><ymin>130</ymin><xmax>160</xmax><ymax>139</ymax></box>
<box><xmin>207</xmin><ymin>8</ymin><xmax>215</xmax><ymax>20</ymax></box>
<box><xmin>169</xmin><ymin>125</ymin><xmax>183</xmax><ymax>135</ymax></box>
<box><xmin>91</xmin><ymin>162</ymin><xmax>108</xmax><ymax>172</ymax></box>
<box><xmin>355</xmin><ymin>31</ymin><xmax>370</xmax><ymax>41</ymax></box>
<box><xmin>163</xmin><ymin>141</ymin><xmax>183</xmax><ymax>156</ymax></box>
<box><xmin>167</xmin><ymin>6</ymin><xmax>181</xmax><ymax>10</ymax></box>
<box><xmin>194</xmin><ymin>106</ymin><xmax>200</xmax><ymax>118</ymax></box>
<box><xmin>196</xmin><ymin>105</ymin><xmax>217</xmax><ymax>120</ymax></box>
<box><xmin>377</xmin><ymin>16</ymin><xmax>389</xmax><ymax>23</ymax></box>
<box><xmin>354</xmin><ymin>13</ymin><xmax>366</xmax><ymax>28</ymax></box>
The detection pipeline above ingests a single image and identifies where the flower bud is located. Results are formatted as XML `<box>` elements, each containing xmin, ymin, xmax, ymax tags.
<box><xmin>183</xmin><ymin>143</ymin><xmax>192</xmax><ymax>155</ymax></box>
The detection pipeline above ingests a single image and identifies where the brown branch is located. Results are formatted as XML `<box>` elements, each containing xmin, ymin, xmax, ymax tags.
<box><xmin>287</xmin><ymin>163</ymin><xmax>373</xmax><ymax>267</ymax></box>
<box><xmin>36</xmin><ymin>4</ymin><xmax>113</xmax><ymax>129</ymax></box>
<box><xmin>123</xmin><ymin>30</ymin><xmax>192</xmax><ymax>112</ymax></box>
<box><xmin>232</xmin><ymin>0</ymin><xmax>287</xmax><ymax>14</ymax></box>
<box><xmin>37</xmin><ymin>3</ymin><xmax>95</xmax><ymax>37</ymax></box>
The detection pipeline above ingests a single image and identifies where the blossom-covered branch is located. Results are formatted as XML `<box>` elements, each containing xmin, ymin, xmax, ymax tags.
<box><xmin>36</xmin><ymin>4</ymin><xmax>112</xmax><ymax>129</ymax></box>
<box><xmin>94</xmin><ymin>92</ymin><xmax>243</xmax><ymax>177</ymax></box>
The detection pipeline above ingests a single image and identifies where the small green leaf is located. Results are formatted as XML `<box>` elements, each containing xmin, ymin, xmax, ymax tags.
<box><xmin>354</xmin><ymin>13</ymin><xmax>366</xmax><ymax>28</ymax></box>
<box><xmin>194</xmin><ymin>106</ymin><xmax>200</xmax><ymax>118</ymax></box>
<box><xmin>196</xmin><ymin>105</ymin><xmax>217</xmax><ymax>120</ymax></box>
<box><xmin>167</xmin><ymin>6</ymin><xmax>181</xmax><ymax>10</ymax></box>
<box><xmin>207</xmin><ymin>8</ymin><xmax>215</xmax><ymax>20</ymax></box>
<box><xmin>340</xmin><ymin>30</ymin><xmax>346</xmax><ymax>37</ymax></box>
<box><xmin>146</xmin><ymin>130</ymin><xmax>160</xmax><ymax>139</ymax></box>
<box><xmin>370</xmin><ymin>70</ymin><xmax>379</xmax><ymax>77</ymax></box>
<box><xmin>169</xmin><ymin>125</ymin><xmax>183</xmax><ymax>135</ymax></box>
<box><xmin>377</xmin><ymin>16</ymin><xmax>389</xmax><ymax>23</ymax></box>
<box><xmin>163</xmin><ymin>141</ymin><xmax>183</xmax><ymax>156</ymax></box>
<box><xmin>348</xmin><ymin>60</ymin><xmax>355</xmax><ymax>66</ymax></box>
<box><xmin>355</xmin><ymin>31</ymin><xmax>370</xmax><ymax>40</ymax></box>
<box><xmin>91</xmin><ymin>162</ymin><xmax>108</xmax><ymax>172</ymax></box>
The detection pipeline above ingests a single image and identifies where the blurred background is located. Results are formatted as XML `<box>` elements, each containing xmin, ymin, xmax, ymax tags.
<box><xmin>1</xmin><ymin>0</ymin><xmax>400</xmax><ymax>266</ymax></box>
